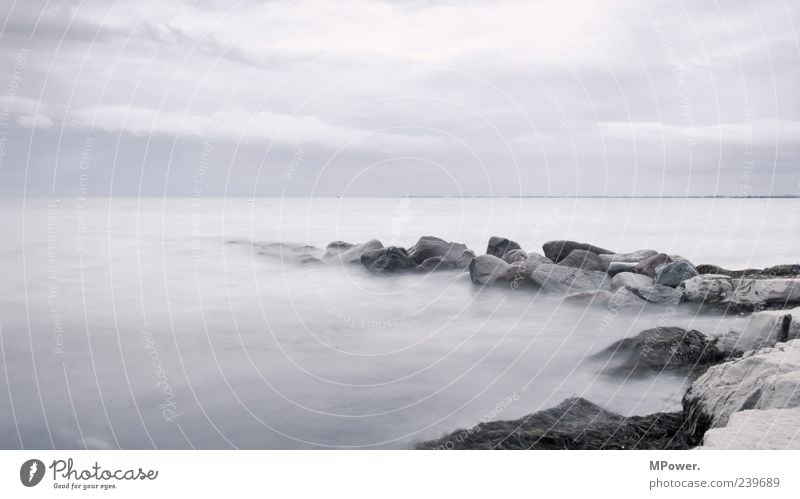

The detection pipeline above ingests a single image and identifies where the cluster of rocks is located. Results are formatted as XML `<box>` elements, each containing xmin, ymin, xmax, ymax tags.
<box><xmin>418</xmin><ymin>307</ymin><xmax>800</xmax><ymax>450</ymax></box>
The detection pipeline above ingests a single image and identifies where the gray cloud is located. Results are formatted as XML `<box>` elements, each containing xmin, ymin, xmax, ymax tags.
<box><xmin>1</xmin><ymin>0</ymin><xmax>798</xmax><ymax>197</ymax></box>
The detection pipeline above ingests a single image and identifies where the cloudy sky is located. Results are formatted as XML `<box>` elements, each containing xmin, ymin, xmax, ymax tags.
<box><xmin>0</xmin><ymin>0</ymin><xmax>797</xmax><ymax>197</ymax></box>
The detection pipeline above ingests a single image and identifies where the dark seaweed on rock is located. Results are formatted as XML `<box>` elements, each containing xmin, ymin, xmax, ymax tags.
<box><xmin>597</xmin><ymin>327</ymin><xmax>726</xmax><ymax>376</ymax></box>
<box><xmin>417</xmin><ymin>397</ymin><xmax>690</xmax><ymax>450</ymax></box>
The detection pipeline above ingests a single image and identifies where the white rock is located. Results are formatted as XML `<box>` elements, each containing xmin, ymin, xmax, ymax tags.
<box><xmin>700</xmin><ymin>407</ymin><xmax>800</xmax><ymax>449</ymax></box>
<box><xmin>611</xmin><ymin>272</ymin><xmax>654</xmax><ymax>291</ymax></box>
<box><xmin>468</xmin><ymin>254</ymin><xmax>511</xmax><ymax>285</ymax></box>
<box><xmin>685</xmin><ymin>339</ymin><xmax>800</xmax><ymax>432</ymax></box>
<box><xmin>718</xmin><ymin>307</ymin><xmax>800</xmax><ymax>354</ymax></box>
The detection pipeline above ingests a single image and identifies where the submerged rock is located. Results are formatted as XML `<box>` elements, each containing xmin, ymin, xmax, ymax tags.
<box><xmin>542</xmin><ymin>240</ymin><xmax>614</xmax><ymax>263</ymax></box>
<box><xmin>360</xmin><ymin>246</ymin><xmax>416</xmax><ymax>273</ymax></box>
<box><xmin>655</xmin><ymin>260</ymin><xmax>699</xmax><ymax>287</ymax></box>
<box><xmin>683</xmin><ymin>339</ymin><xmax>800</xmax><ymax>444</ymax></box>
<box><xmin>559</xmin><ymin>249</ymin><xmax>608</xmax><ymax>272</ymax></box>
<box><xmin>529</xmin><ymin>264</ymin><xmax>610</xmax><ymax>293</ymax></box>
<box><xmin>328</xmin><ymin>239</ymin><xmax>383</xmax><ymax>264</ymax></box>
<box><xmin>700</xmin><ymin>407</ymin><xmax>800</xmax><ymax>449</ymax></box>
<box><xmin>417</xmin><ymin>397</ymin><xmax>689</xmax><ymax>450</ymax></box>
<box><xmin>598</xmin><ymin>327</ymin><xmax>725</xmax><ymax>376</ymax></box>
<box><xmin>486</xmin><ymin>236</ymin><xmax>522</xmax><ymax>259</ymax></box>
<box><xmin>324</xmin><ymin>241</ymin><xmax>354</xmax><ymax>258</ymax></box>
<box><xmin>563</xmin><ymin>290</ymin><xmax>614</xmax><ymax>307</ymax></box>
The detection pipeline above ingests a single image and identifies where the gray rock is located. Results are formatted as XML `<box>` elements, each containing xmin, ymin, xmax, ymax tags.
<box><xmin>598</xmin><ymin>249</ymin><xmax>659</xmax><ymax>266</ymax></box>
<box><xmin>486</xmin><ymin>236</ymin><xmax>521</xmax><ymax>258</ymax></box>
<box><xmin>416</xmin><ymin>256</ymin><xmax>457</xmax><ymax>272</ymax></box>
<box><xmin>324</xmin><ymin>241</ymin><xmax>353</xmax><ymax>258</ymax></box>
<box><xmin>330</xmin><ymin>239</ymin><xmax>383</xmax><ymax>264</ymax></box>
<box><xmin>542</xmin><ymin>240</ymin><xmax>614</xmax><ymax>263</ymax></box>
<box><xmin>598</xmin><ymin>327</ymin><xmax>725</xmax><ymax>376</ymax></box>
<box><xmin>631</xmin><ymin>284</ymin><xmax>684</xmax><ymax>304</ymax></box>
<box><xmin>682</xmin><ymin>275</ymin><xmax>800</xmax><ymax>310</ymax></box>
<box><xmin>360</xmin><ymin>246</ymin><xmax>416</xmax><ymax>273</ymax></box>
<box><xmin>468</xmin><ymin>254</ymin><xmax>511</xmax><ymax>285</ymax></box>
<box><xmin>608</xmin><ymin>287</ymin><xmax>648</xmax><ymax>309</ymax></box>
<box><xmin>606</xmin><ymin>261</ymin><xmax>639</xmax><ymax>276</ymax></box>
<box><xmin>417</xmin><ymin>397</ymin><xmax>689</xmax><ymax>450</ymax></box>
<box><xmin>501</xmin><ymin>248</ymin><xmax>528</xmax><ymax>264</ymax></box>
<box><xmin>700</xmin><ymin>407</ymin><xmax>800</xmax><ymax>449</ymax></box>
<box><xmin>530</xmin><ymin>263</ymin><xmax>610</xmax><ymax>293</ymax></box>
<box><xmin>655</xmin><ymin>260</ymin><xmax>699</xmax><ymax>287</ymax></box>
<box><xmin>558</xmin><ymin>249</ymin><xmax>608</xmax><ymax>272</ymax></box>
<box><xmin>407</xmin><ymin>236</ymin><xmax>469</xmax><ymax>266</ymax></box>
<box><xmin>696</xmin><ymin>263</ymin><xmax>800</xmax><ymax>279</ymax></box>
<box><xmin>525</xmin><ymin>252</ymin><xmax>554</xmax><ymax>266</ymax></box>
<box><xmin>715</xmin><ymin>307</ymin><xmax>800</xmax><ymax>355</ymax></box>
<box><xmin>683</xmin><ymin>339</ymin><xmax>800</xmax><ymax>444</ymax></box>
<box><xmin>635</xmin><ymin>253</ymin><xmax>673</xmax><ymax>277</ymax></box>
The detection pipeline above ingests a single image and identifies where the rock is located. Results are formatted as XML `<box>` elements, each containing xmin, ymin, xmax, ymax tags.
<box><xmin>330</xmin><ymin>239</ymin><xmax>383</xmax><ymax>264</ymax></box>
<box><xmin>607</xmin><ymin>261</ymin><xmax>638</xmax><ymax>276</ymax></box>
<box><xmin>407</xmin><ymin>236</ymin><xmax>470</xmax><ymax>266</ymax></box>
<box><xmin>360</xmin><ymin>246</ymin><xmax>416</xmax><ymax>273</ymax></box>
<box><xmin>610</xmin><ymin>272</ymin><xmax>682</xmax><ymax>304</ymax></box>
<box><xmin>417</xmin><ymin>397</ymin><xmax>689</xmax><ymax>450</ymax></box>
<box><xmin>700</xmin><ymin>407</ymin><xmax>800</xmax><ymax>449</ymax></box>
<box><xmin>468</xmin><ymin>254</ymin><xmax>511</xmax><ymax>285</ymax></box>
<box><xmin>598</xmin><ymin>327</ymin><xmax>725</xmax><ymax>376</ymax></box>
<box><xmin>682</xmin><ymin>275</ymin><xmax>800</xmax><ymax>310</ymax></box>
<box><xmin>501</xmin><ymin>248</ymin><xmax>528</xmax><ymax>264</ymax></box>
<box><xmin>611</xmin><ymin>272</ymin><xmax>654</xmax><ymax>291</ymax></box>
<box><xmin>635</xmin><ymin>253</ymin><xmax>673</xmax><ymax>277</ymax></box>
<box><xmin>524</xmin><ymin>252</ymin><xmax>554</xmax><ymax>266</ymax></box>
<box><xmin>683</xmin><ymin>339</ymin><xmax>800</xmax><ymax>444</ymax></box>
<box><xmin>542</xmin><ymin>240</ymin><xmax>614</xmax><ymax>263</ymax></box>
<box><xmin>696</xmin><ymin>263</ymin><xmax>800</xmax><ymax>279</ymax></box>
<box><xmin>529</xmin><ymin>264</ymin><xmax>610</xmax><ymax>293</ymax></box>
<box><xmin>486</xmin><ymin>237</ymin><xmax>521</xmax><ymax>258</ymax></box>
<box><xmin>608</xmin><ymin>287</ymin><xmax>648</xmax><ymax>309</ymax></box>
<box><xmin>416</xmin><ymin>256</ymin><xmax>457</xmax><ymax>272</ymax></box>
<box><xmin>563</xmin><ymin>290</ymin><xmax>614</xmax><ymax>307</ymax></box>
<box><xmin>598</xmin><ymin>249</ymin><xmax>659</xmax><ymax>266</ymax></box>
<box><xmin>324</xmin><ymin>241</ymin><xmax>353</xmax><ymax>257</ymax></box>
<box><xmin>716</xmin><ymin>307</ymin><xmax>800</xmax><ymax>355</ymax></box>
<box><xmin>558</xmin><ymin>249</ymin><xmax>608</xmax><ymax>272</ymax></box>
<box><xmin>654</xmin><ymin>260</ymin><xmax>699</xmax><ymax>287</ymax></box>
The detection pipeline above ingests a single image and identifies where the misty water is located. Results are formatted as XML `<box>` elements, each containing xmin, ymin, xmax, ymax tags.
<box><xmin>1</xmin><ymin>197</ymin><xmax>797</xmax><ymax>449</ymax></box>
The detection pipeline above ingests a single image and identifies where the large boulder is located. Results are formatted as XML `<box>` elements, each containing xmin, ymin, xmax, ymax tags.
<box><xmin>360</xmin><ymin>246</ymin><xmax>416</xmax><ymax>273</ymax></box>
<box><xmin>407</xmin><ymin>236</ymin><xmax>470</xmax><ymax>267</ymax></box>
<box><xmin>683</xmin><ymin>339</ymin><xmax>800</xmax><ymax>443</ymax></box>
<box><xmin>715</xmin><ymin>307</ymin><xmax>800</xmax><ymax>355</ymax></box>
<box><xmin>654</xmin><ymin>260</ymin><xmax>698</xmax><ymax>287</ymax></box>
<box><xmin>328</xmin><ymin>239</ymin><xmax>383</xmax><ymax>264</ymax></box>
<box><xmin>598</xmin><ymin>327</ymin><xmax>725</xmax><ymax>376</ymax></box>
<box><xmin>417</xmin><ymin>397</ymin><xmax>689</xmax><ymax>450</ymax></box>
<box><xmin>529</xmin><ymin>263</ymin><xmax>610</xmax><ymax>293</ymax></box>
<box><xmin>542</xmin><ymin>240</ymin><xmax>614</xmax><ymax>263</ymax></box>
<box><xmin>635</xmin><ymin>253</ymin><xmax>673</xmax><ymax>277</ymax></box>
<box><xmin>682</xmin><ymin>275</ymin><xmax>800</xmax><ymax>310</ymax></box>
<box><xmin>486</xmin><ymin>236</ymin><xmax>522</xmax><ymax>259</ymax></box>
<box><xmin>558</xmin><ymin>249</ymin><xmax>608</xmax><ymax>272</ymax></box>
<box><xmin>700</xmin><ymin>407</ymin><xmax>800</xmax><ymax>449</ymax></box>
<box><xmin>468</xmin><ymin>254</ymin><xmax>511</xmax><ymax>285</ymax></box>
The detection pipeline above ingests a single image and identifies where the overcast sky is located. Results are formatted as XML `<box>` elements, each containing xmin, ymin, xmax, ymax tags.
<box><xmin>0</xmin><ymin>0</ymin><xmax>798</xmax><ymax>197</ymax></box>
